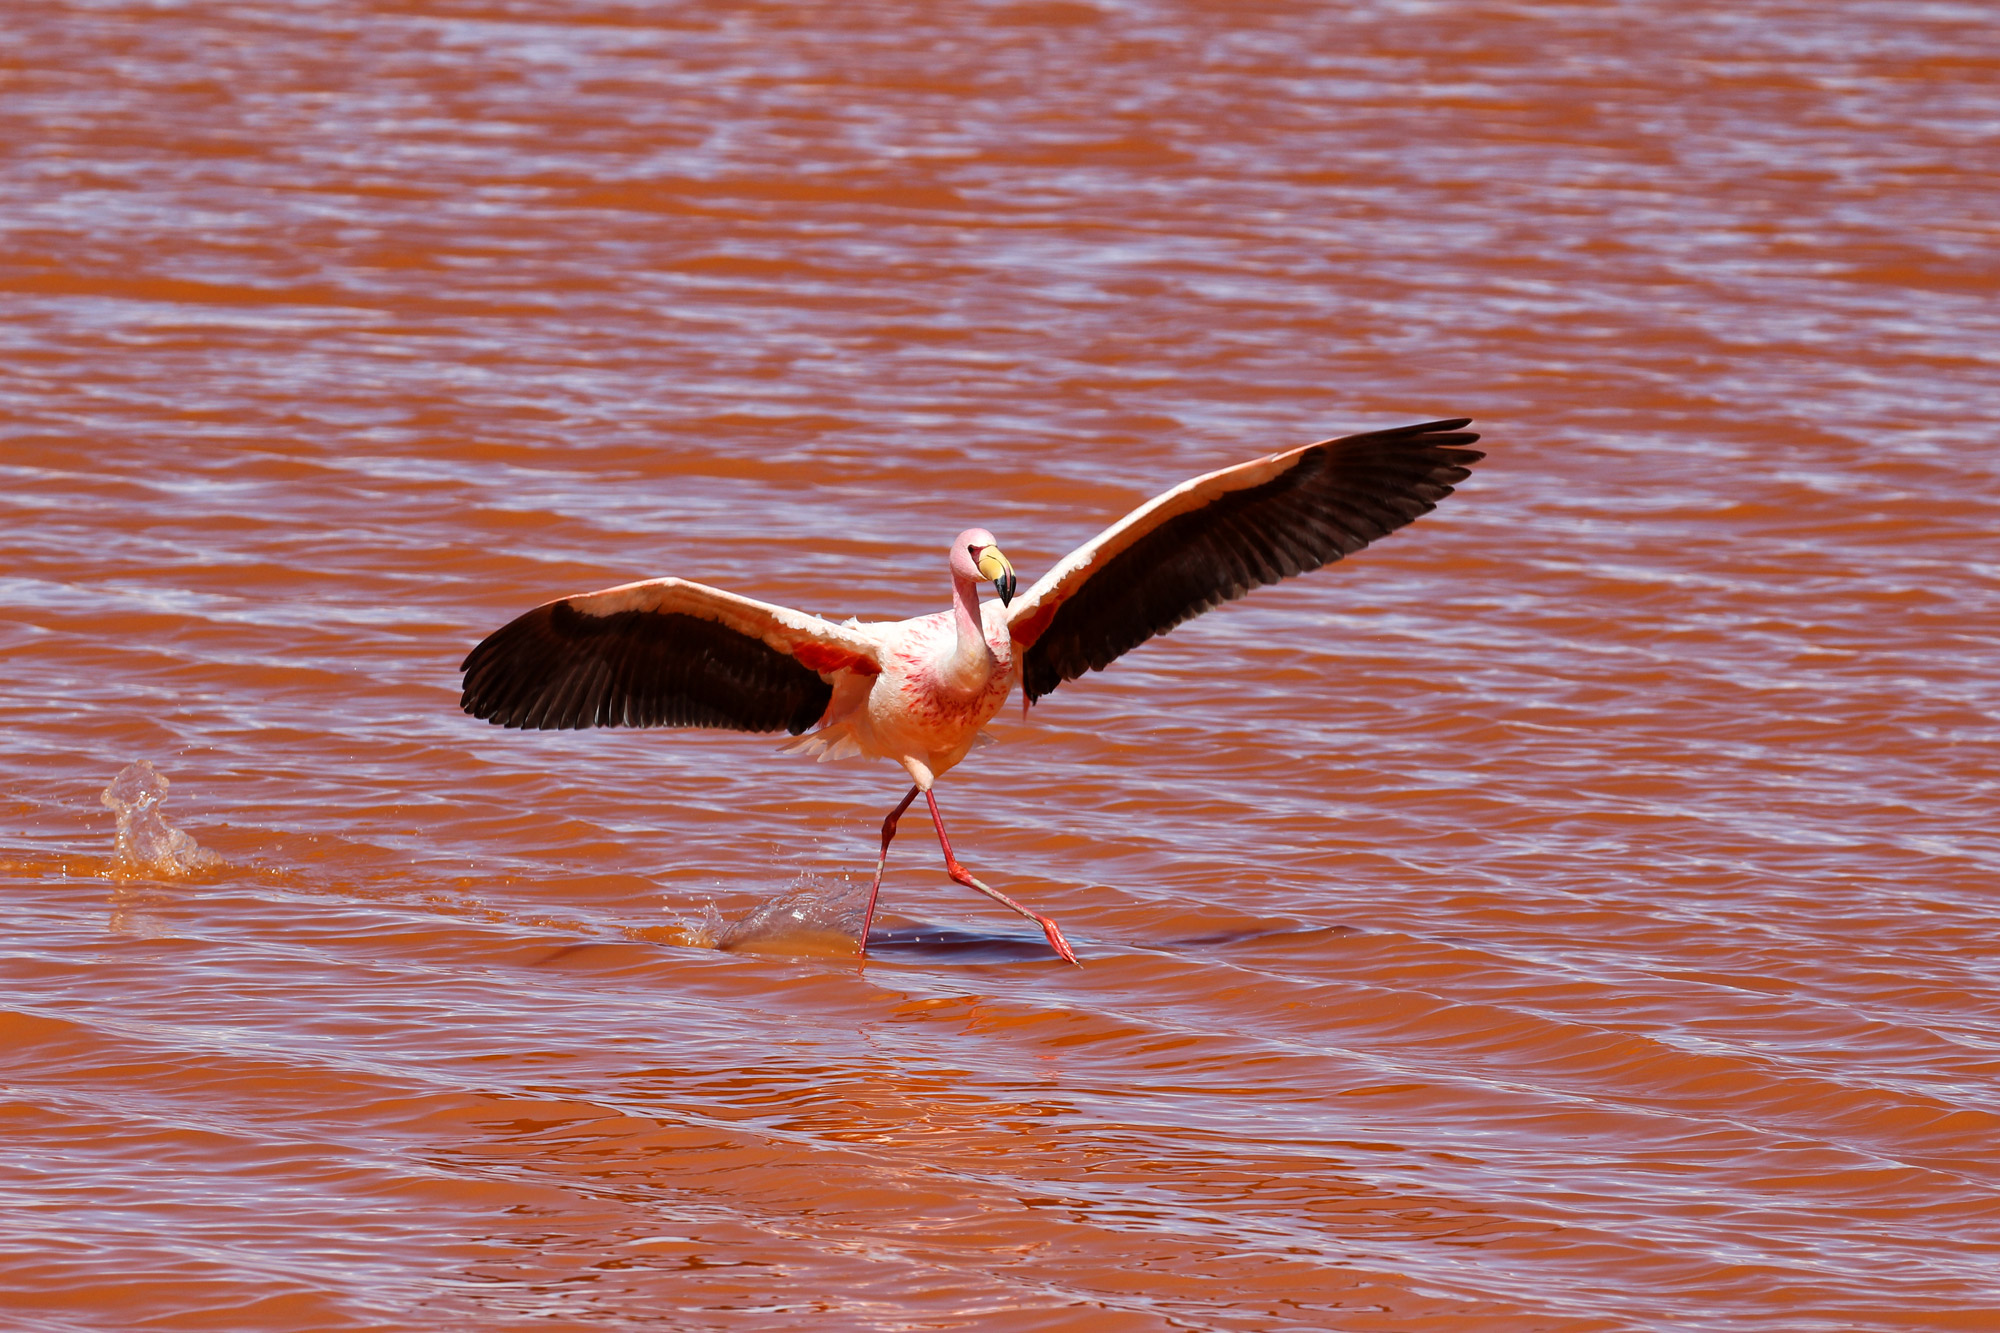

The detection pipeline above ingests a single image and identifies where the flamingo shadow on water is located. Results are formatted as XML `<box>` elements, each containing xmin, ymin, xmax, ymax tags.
<box><xmin>459</xmin><ymin>419</ymin><xmax>1485</xmax><ymax>964</ymax></box>
<box><xmin>716</xmin><ymin>912</ymin><xmax>1066</xmax><ymax>966</ymax></box>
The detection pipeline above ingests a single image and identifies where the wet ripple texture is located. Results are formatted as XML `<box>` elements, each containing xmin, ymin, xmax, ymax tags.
<box><xmin>3</xmin><ymin>1</ymin><xmax>1998</xmax><ymax>1330</ymax></box>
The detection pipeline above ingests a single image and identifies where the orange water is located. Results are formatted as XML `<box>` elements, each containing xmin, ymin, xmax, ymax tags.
<box><xmin>4</xmin><ymin>2</ymin><xmax>1998</xmax><ymax>1329</ymax></box>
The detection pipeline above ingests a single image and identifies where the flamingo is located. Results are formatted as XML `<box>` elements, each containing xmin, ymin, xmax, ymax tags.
<box><xmin>459</xmin><ymin>418</ymin><xmax>1484</xmax><ymax>963</ymax></box>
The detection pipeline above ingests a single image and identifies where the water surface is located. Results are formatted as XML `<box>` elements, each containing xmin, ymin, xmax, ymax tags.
<box><xmin>3</xmin><ymin>2</ymin><xmax>1998</xmax><ymax>1329</ymax></box>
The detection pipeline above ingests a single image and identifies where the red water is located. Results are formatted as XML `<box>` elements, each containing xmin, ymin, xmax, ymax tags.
<box><xmin>4</xmin><ymin>2</ymin><xmax>1998</xmax><ymax>1329</ymax></box>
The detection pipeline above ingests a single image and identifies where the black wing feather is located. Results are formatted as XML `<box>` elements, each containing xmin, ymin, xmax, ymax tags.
<box><xmin>460</xmin><ymin>601</ymin><xmax>832</xmax><ymax>735</ymax></box>
<box><xmin>1021</xmin><ymin>419</ymin><xmax>1483</xmax><ymax>703</ymax></box>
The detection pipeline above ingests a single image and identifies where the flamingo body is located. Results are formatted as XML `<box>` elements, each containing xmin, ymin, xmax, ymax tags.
<box><xmin>788</xmin><ymin>601</ymin><xmax>1016</xmax><ymax>788</ymax></box>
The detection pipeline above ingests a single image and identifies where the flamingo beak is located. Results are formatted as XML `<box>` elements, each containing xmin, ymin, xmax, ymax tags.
<box><xmin>977</xmin><ymin>546</ymin><xmax>1017</xmax><ymax>606</ymax></box>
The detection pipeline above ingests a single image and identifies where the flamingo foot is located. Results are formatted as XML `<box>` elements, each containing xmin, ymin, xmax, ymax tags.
<box><xmin>1040</xmin><ymin>917</ymin><xmax>1080</xmax><ymax>965</ymax></box>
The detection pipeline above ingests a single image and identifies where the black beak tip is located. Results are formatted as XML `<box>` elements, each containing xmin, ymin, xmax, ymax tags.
<box><xmin>996</xmin><ymin>573</ymin><xmax>1016</xmax><ymax>606</ymax></box>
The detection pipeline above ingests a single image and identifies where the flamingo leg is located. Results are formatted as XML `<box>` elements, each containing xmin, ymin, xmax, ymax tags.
<box><xmin>922</xmin><ymin>789</ymin><xmax>1080</xmax><ymax>965</ymax></box>
<box><xmin>858</xmin><ymin>785</ymin><xmax>921</xmax><ymax>956</ymax></box>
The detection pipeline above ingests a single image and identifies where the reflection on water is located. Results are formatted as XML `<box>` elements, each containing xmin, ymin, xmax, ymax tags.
<box><xmin>106</xmin><ymin>881</ymin><xmax>173</xmax><ymax>939</ymax></box>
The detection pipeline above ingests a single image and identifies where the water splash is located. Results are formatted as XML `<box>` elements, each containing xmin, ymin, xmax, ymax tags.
<box><xmin>708</xmin><ymin>874</ymin><xmax>865</xmax><ymax>957</ymax></box>
<box><xmin>100</xmin><ymin>760</ymin><xmax>223</xmax><ymax>877</ymax></box>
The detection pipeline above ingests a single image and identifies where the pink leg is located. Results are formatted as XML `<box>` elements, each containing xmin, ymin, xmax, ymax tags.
<box><xmin>857</xmin><ymin>785</ymin><xmax>921</xmax><ymax>956</ymax></box>
<box><xmin>923</xmin><ymin>789</ymin><xmax>1080</xmax><ymax>965</ymax></box>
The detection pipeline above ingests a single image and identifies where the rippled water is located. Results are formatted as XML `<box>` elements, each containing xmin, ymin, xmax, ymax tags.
<box><xmin>4</xmin><ymin>2</ymin><xmax>1999</xmax><ymax>1329</ymax></box>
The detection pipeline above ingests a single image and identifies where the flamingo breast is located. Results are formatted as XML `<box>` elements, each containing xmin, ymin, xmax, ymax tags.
<box><xmin>865</xmin><ymin>609</ymin><xmax>1015</xmax><ymax>769</ymax></box>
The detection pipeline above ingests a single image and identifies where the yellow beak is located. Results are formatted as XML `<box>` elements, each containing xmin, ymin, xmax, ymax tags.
<box><xmin>976</xmin><ymin>546</ymin><xmax>1017</xmax><ymax>605</ymax></box>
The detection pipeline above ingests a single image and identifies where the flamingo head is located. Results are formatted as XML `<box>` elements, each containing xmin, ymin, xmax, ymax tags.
<box><xmin>952</xmin><ymin>528</ymin><xmax>1017</xmax><ymax>606</ymax></box>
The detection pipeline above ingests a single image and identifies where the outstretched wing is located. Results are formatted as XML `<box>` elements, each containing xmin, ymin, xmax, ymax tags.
<box><xmin>460</xmin><ymin>577</ymin><xmax>881</xmax><ymax>734</ymax></box>
<box><xmin>1006</xmin><ymin>418</ymin><xmax>1484</xmax><ymax>704</ymax></box>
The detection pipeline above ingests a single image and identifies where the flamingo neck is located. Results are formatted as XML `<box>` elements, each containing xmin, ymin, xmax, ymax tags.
<box><xmin>937</xmin><ymin>571</ymin><xmax>994</xmax><ymax>697</ymax></box>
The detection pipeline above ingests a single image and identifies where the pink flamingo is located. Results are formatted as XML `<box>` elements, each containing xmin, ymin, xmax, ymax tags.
<box><xmin>460</xmin><ymin>418</ymin><xmax>1484</xmax><ymax>963</ymax></box>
